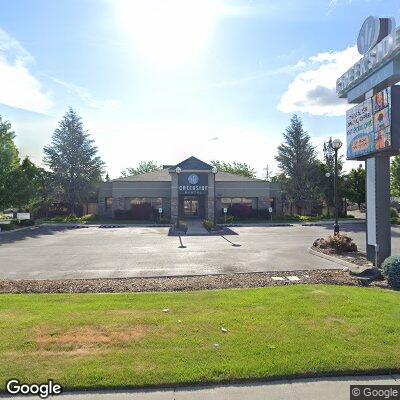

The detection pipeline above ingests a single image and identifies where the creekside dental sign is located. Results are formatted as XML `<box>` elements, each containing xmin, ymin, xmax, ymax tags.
<box><xmin>178</xmin><ymin>173</ymin><xmax>208</xmax><ymax>195</ymax></box>
<box><xmin>337</xmin><ymin>16</ymin><xmax>400</xmax><ymax>101</ymax></box>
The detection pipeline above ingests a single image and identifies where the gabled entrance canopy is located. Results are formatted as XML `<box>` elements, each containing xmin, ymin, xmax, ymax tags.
<box><xmin>169</xmin><ymin>156</ymin><xmax>213</xmax><ymax>171</ymax></box>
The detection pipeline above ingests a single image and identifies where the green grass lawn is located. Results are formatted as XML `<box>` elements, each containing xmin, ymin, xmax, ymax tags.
<box><xmin>0</xmin><ymin>285</ymin><xmax>399</xmax><ymax>390</ymax></box>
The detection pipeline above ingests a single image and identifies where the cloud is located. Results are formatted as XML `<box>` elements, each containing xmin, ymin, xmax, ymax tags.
<box><xmin>0</xmin><ymin>28</ymin><xmax>53</xmax><ymax>113</ymax></box>
<box><xmin>277</xmin><ymin>46</ymin><xmax>361</xmax><ymax>116</ymax></box>
<box><xmin>49</xmin><ymin>77</ymin><xmax>120</xmax><ymax>111</ymax></box>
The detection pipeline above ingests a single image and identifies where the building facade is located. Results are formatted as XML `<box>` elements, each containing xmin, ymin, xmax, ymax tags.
<box><xmin>98</xmin><ymin>156</ymin><xmax>282</xmax><ymax>220</ymax></box>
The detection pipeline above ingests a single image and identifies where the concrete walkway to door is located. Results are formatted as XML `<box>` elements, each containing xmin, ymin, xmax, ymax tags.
<box><xmin>186</xmin><ymin>219</ymin><xmax>209</xmax><ymax>235</ymax></box>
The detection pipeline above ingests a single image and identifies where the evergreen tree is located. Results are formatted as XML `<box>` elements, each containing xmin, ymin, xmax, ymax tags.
<box><xmin>275</xmin><ymin>115</ymin><xmax>317</xmax><ymax>214</ymax></box>
<box><xmin>43</xmin><ymin>108</ymin><xmax>105</xmax><ymax>214</ymax></box>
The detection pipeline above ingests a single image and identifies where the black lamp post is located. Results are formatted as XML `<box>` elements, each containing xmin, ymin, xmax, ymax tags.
<box><xmin>212</xmin><ymin>167</ymin><xmax>218</xmax><ymax>227</ymax></box>
<box><xmin>325</xmin><ymin>172</ymin><xmax>331</xmax><ymax>218</ymax></box>
<box><xmin>175</xmin><ymin>167</ymin><xmax>181</xmax><ymax>228</ymax></box>
<box><xmin>331</xmin><ymin>138</ymin><xmax>343</xmax><ymax>235</ymax></box>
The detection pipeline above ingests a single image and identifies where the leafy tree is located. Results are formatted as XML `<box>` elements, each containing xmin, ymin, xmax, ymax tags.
<box><xmin>347</xmin><ymin>164</ymin><xmax>366</xmax><ymax>209</ymax></box>
<box><xmin>321</xmin><ymin>137</ymin><xmax>344</xmax><ymax>212</ymax></box>
<box><xmin>121</xmin><ymin>161</ymin><xmax>162</xmax><ymax>177</ymax></box>
<box><xmin>391</xmin><ymin>155</ymin><xmax>400</xmax><ymax>197</ymax></box>
<box><xmin>275</xmin><ymin>115</ymin><xmax>317</xmax><ymax>213</ymax></box>
<box><xmin>10</xmin><ymin>157</ymin><xmax>42</xmax><ymax>209</ymax></box>
<box><xmin>0</xmin><ymin>116</ymin><xmax>20</xmax><ymax>209</ymax></box>
<box><xmin>210</xmin><ymin>160</ymin><xmax>256</xmax><ymax>178</ymax></box>
<box><xmin>270</xmin><ymin>172</ymin><xmax>288</xmax><ymax>183</ymax></box>
<box><xmin>43</xmin><ymin>108</ymin><xmax>105</xmax><ymax>214</ymax></box>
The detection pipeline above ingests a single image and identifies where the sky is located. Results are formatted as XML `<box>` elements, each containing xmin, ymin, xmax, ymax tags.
<box><xmin>1</xmin><ymin>0</ymin><xmax>400</xmax><ymax>179</ymax></box>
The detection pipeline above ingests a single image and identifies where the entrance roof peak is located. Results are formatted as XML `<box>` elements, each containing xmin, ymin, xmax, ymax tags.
<box><xmin>170</xmin><ymin>156</ymin><xmax>213</xmax><ymax>171</ymax></box>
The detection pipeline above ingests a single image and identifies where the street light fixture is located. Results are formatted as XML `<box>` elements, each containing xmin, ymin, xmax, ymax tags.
<box><xmin>175</xmin><ymin>167</ymin><xmax>181</xmax><ymax>228</ymax></box>
<box><xmin>325</xmin><ymin>172</ymin><xmax>331</xmax><ymax>217</ymax></box>
<box><xmin>343</xmin><ymin>176</ymin><xmax>348</xmax><ymax>216</ymax></box>
<box><xmin>330</xmin><ymin>138</ymin><xmax>342</xmax><ymax>235</ymax></box>
<box><xmin>211</xmin><ymin>167</ymin><xmax>218</xmax><ymax>227</ymax></box>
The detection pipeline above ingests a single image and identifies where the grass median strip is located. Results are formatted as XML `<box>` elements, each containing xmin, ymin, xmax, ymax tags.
<box><xmin>0</xmin><ymin>285</ymin><xmax>399</xmax><ymax>390</ymax></box>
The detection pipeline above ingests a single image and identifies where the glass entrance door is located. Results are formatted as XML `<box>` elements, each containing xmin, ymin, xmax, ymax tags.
<box><xmin>183</xmin><ymin>196</ymin><xmax>199</xmax><ymax>217</ymax></box>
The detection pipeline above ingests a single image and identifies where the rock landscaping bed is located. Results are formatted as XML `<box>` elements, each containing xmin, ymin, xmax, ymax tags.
<box><xmin>0</xmin><ymin>269</ymin><xmax>390</xmax><ymax>294</ymax></box>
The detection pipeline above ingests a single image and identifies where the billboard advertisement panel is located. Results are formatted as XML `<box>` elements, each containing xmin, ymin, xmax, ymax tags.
<box><xmin>346</xmin><ymin>87</ymin><xmax>392</xmax><ymax>160</ymax></box>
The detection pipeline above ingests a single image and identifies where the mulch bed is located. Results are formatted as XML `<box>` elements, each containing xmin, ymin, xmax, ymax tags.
<box><xmin>0</xmin><ymin>269</ymin><xmax>389</xmax><ymax>294</ymax></box>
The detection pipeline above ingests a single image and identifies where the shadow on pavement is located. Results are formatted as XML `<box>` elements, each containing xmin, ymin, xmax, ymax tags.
<box><xmin>0</xmin><ymin>226</ymin><xmax>87</xmax><ymax>246</ymax></box>
<box><xmin>220</xmin><ymin>235</ymin><xmax>241</xmax><ymax>247</ymax></box>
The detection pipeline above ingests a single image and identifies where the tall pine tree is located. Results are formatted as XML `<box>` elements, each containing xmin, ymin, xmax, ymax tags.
<box><xmin>275</xmin><ymin>115</ymin><xmax>317</xmax><ymax>214</ymax></box>
<box><xmin>43</xmin><ymin>108</ymin><xmax>105</xmax><ymax>214</ymax></box>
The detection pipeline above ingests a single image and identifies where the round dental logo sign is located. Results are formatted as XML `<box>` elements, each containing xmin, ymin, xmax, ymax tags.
<box><xmin>357</xmin><ymin>16</ymin><xmax>381</xmax><ymax>55</ymax></box>
<box><xmin>188</xmin><ymin>174</ymin><xmax>199</xmax><ymax>185</ymax></box>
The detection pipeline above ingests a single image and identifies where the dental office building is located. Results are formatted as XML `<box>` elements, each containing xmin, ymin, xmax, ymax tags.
<box><xmin>98</xmin><ymin>156</ymin><xmax>283</xmax><ymax>221</ymax></box>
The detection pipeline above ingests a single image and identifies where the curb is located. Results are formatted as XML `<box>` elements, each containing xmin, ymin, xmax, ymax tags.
<box><xmin>307</xmin><ymin>247</ymin><xmax>363</xmax><ymax>270</ymax></box>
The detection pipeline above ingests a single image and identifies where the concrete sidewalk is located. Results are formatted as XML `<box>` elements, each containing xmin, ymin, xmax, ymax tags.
<box><xmin>3</xmin><ymin>375</ymin><xmax>399</xmax><ymax>399</ymax></box>
<box><xmin>185</xmin><ymin>219</ymin><xmax>209</xmax><ymax>235</ymax></box>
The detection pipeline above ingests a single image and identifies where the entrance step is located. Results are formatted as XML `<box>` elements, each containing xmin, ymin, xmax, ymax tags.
<box><xmin>185</xmin><ymin>219</ymin><xmax>209</xmax><ymax>236</ymax></box>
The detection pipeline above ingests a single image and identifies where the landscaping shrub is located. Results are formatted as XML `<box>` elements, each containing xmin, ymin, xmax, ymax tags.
<box><xmin>230</xmin><ymin>204</ymin><xmax>252</xmax><ymax>219</ymax></box>
<box><xmin>313</xmin><ymin>233</ymin><xmax>357</xmax><ymax>253</ymax></box>
<box><xmin>0</xmin><ymin>222</ymin><xmax>17</xmax><ymax>231</ymax></box>
<box><xmin>80</xmin><ymin>214</ymin><xmax>97</xmax><ymax>222</ymax></box>
<box><xmin>202</xmin><ymin>219</ymin><xmax>215</xmax><ymax>231</ymax></box>
<box><xmin>218</xmin><ymin>215</ymin><xmax>234</xmax><ymax>224</ymax></box>
<box><xmin>64</xmin><ymin>214</ymin><xmax>81</xmax><ymax>223</ymax></box>
<box><xmin>47</xmin><ymin>216</ymin><xmax>66</xmax><ymax>222</ymax></box>
<box><xmin>390</xmin><ymin>208</ymin><xmax>399</xmax><ymax>225</ymax></box>
<box><xmin>131</xmin><ymin>203</ymin><xmax>153</xmax><ymax>220</ymax></box>
<box><xmin>114</xmin><ymin>209</ymin><xmax>132</xmax><ymax>220</ymax></box>
<box><xmin>381</xmin><ymin>256</ymin><xmax>400</xmax><ymax>289</ymax></box>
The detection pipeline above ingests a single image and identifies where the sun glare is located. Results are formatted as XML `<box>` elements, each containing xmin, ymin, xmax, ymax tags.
<box><xmin>114</xmin><ymin>0</ymin><xmax>224</xmax><ymax>68</ymax></box>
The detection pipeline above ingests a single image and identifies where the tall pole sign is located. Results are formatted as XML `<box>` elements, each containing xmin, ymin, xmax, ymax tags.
<box><xmin>337</xmin><ymin>16</ymin><xmax>400</xmax><ymax>266</ymax></box>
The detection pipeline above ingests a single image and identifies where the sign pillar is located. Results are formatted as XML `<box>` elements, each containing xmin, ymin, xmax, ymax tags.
<box><xmin>366</xmin><ymin>156</ymin><xmax>391</xmax><ymax>266</ymax></box>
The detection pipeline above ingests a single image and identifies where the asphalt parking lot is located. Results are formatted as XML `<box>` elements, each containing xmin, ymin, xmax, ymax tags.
<box><xmin>0</xmin><ymin>222</ymin><xmax>396</xmax><ymax>280</ymax></box>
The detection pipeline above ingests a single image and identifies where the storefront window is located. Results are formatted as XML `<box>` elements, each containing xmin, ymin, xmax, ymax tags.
<box><xmin>105</xmin><ymin>197</ymin><xmax>113</xmax><ymax>210</ymax></box>
<box><xmin>219</xmin><ymin>197</ymin><xmax>256</xmax><ymax>208</ymax></box>
<box><xmin>127</xmin><ymin>197</ymin><xmax>162</xmax><ymax>209</ymax></box>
